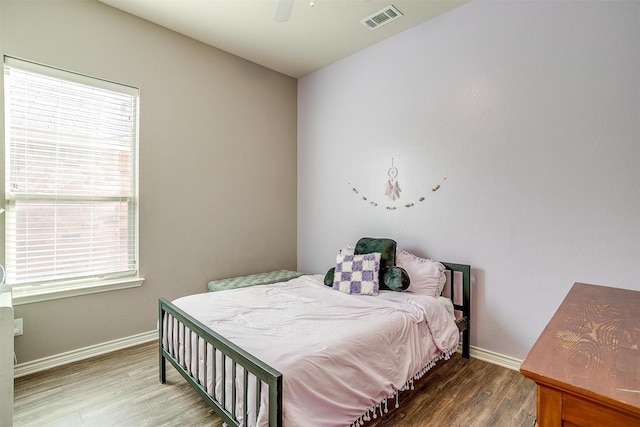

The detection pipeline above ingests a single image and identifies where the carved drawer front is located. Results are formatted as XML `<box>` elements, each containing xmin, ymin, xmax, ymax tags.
<box><xmin>563</xmin><ymin>393</ymin><xmax>640</xmax><ymax>426</ymax></box>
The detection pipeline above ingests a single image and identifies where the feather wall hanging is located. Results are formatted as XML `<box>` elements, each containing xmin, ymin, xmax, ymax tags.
<box><xmin>384</xmin><ymin>159</ymin><xmax>402</xmax><ymax>201</ymax></box>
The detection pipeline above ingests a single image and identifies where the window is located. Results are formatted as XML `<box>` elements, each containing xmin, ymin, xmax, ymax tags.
<box><xmin>4</xmin><ymin>57</ymin><xmax>142</xmax><ymax>303</ymax></box>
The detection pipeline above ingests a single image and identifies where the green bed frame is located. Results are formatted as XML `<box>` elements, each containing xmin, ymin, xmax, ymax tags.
<box><xmin>159</xmin><ymin>262</ymin><xmax>471</xmax><ymax>426</ymax></box>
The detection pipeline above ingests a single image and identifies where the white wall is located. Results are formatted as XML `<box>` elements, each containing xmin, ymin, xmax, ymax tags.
<box><xmin>298</xmin><ymin>0</ymin><xmax>640</xmax><ymax>360</ymax></box>
<box><xmin>1</xmin><ymin>0</ymin><xmax>297</xmax><ymax>363</ymax></box>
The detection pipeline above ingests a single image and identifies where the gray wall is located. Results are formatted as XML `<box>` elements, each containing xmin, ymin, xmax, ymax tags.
<box><xmin>1</xmin><ymin>0</ymin><xmax>297</xmax><ymax>363</ymax></box>
<box><xmin>298</xmin><ymin>0</ymin><xmax>640</xmax><ymax>360</ymax></box>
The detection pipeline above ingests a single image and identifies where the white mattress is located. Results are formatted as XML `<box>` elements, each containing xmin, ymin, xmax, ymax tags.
<box><xmin>166</xmin><ymin>274</ymin><xmax>460</xmax><ymax>427</ymax></box>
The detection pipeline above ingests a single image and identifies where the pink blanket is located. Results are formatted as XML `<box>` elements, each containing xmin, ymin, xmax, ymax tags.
<box><xmin>170</xmin><ymin>274</ymin><xmax>459</xmax><ymax>426</ymax></box>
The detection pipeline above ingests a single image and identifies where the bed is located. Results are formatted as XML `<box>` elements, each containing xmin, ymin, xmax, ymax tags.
<box><xmin>159</xmin><ymin>259</ymin><xmax>470</xmax><ymax>427</ymax></box>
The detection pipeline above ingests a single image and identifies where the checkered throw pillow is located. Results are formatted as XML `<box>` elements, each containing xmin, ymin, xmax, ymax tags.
<box><xmin>332</xmin><ymin>252</ymin><xmax>381</xmax><ymax>296</ymax></box>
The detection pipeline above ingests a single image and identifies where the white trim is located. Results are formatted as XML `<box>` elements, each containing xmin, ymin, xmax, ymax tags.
<box><xmin>460</xmin><ymin>343</ymin><xmax>523</xmax><ymax>371</ymax></box>
<box><xmin>12</xmin><ymin>277</ymin><xmax>145</xmax><ymax>305</ymax></box>
<box><xmin>4</xmin><ymin>56</ymin><xmax>140</xmax><ymax>96</ymax></box>
<box><xmin>14</xmin><ymin>330</ymin><xmax>157</xmax><ymax>378</ymax></box>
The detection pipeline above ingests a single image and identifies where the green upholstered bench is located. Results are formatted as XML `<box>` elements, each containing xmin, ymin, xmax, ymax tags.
<box><xmin>207</xmin><ymin>270</ymin><xmax>305</xmax><ymax>292</ymax></box>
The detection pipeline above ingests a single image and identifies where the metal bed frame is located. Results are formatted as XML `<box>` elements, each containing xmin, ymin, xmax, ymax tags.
<box><xmin>441</xmin><ymin>262</ymin><xmax>472</xmax><ymax>359</ymax></box>
<box><xmin>159</xmin><ymin>262</ymin><xmax>471</xmax><ymax>427</ymax></box>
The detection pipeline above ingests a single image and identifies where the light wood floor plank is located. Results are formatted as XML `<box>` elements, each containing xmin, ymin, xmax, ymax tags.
<box><xmin>14</xmin><ymin>342</ymin><xmax>536</xmax><ymax>426</ymax></box>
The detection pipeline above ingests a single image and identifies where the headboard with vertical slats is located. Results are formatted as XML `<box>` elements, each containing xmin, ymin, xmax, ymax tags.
<box><xmin>441</xmin><ymin>263</ymin><xmax>471</xmax><ymax>359</ymax></box>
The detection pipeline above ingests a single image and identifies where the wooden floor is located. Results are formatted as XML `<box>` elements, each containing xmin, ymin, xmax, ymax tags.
<box><xmin>14</xmin><ymin>342</ymin><xmax>537</xmax><ymax>426</ymax></box>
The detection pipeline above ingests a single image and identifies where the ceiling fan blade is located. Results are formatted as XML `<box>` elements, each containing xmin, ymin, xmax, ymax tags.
<box><xmin>274</xmin><ymin>0</ymin><xmax>294</xmax><ymax>22</ymax></box>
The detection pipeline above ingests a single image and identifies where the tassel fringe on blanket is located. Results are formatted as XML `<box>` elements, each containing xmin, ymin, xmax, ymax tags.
<box><xmin>349</xmin><ymin>347</ymin><xmax>457</xmax><ymax>427</ymax></box>
<box><xmin>223</xmin><ymin>347</ymin><xmax>457</xmax><ymax>427</ymax></box>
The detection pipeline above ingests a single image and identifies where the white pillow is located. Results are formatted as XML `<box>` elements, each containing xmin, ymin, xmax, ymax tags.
<box><xmin>340</xmin><ymin>245</ymin><xmax>355</xmax><ymax>256</ymax></box>
<box><xmin>396</xmin><ymin>249</ymin><xmax>446</xmax><ymax>296</ymax></box>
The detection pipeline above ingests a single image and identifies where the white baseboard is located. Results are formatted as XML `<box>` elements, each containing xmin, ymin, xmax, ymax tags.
<box><xmin>14</xmin><ymin>330</ymin><xmax>158</xmax><ymax>378</ymax></box>
<box><xmin>15</xmin><ymin>330</ymin><xmax>522</xmax><ymax>379</ymax></box>
<box><xmin>461</xmin><ymin>344</ymin><xmax>523</xmax><ymax>371</ymax></box>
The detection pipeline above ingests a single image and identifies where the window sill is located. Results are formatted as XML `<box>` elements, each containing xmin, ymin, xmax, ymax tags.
<box><xmin>12</xmin><ymin>277</ymin><xmax>145</xmax><ymax>305</ymax></box>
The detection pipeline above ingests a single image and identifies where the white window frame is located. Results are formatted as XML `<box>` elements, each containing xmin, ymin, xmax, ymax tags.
<box><xmin>3</xmin><ymin>57</ymin><xmax>143</xmax><ymax>304</ymax></box>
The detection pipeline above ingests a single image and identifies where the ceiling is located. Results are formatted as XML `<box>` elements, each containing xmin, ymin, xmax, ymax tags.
<box><xmin>99</xmin><ymin>0</ymin><xmax>469</xmax><ymax>78</ymax></box>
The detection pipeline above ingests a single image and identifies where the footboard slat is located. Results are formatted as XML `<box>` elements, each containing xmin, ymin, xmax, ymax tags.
<box><xmin>212</xmin><ymin>347</ymin><xmax>217</xmax><ymax>401</ymax></box>
<box><xmin>256</xmin><ymin>376</ymin><xmax>262</xmax><ymax>420</ymax></box>
<box><xmin>202</xmin><ymin>340</ymin><xmax>208</xmax><ymax>389</ymax></box>
<box><xmin>231</xmin><ymin>360</ymin><xmax>237</xmax><ymax>419</ymax></box>
<box><xmin>243</xmin><ymin>368</ymin><xmax>249</xmax><ymax>425</ymax></box>
<box><xmin>159</xmin><ymin>298</ymin><xmax>283</xmax><ymax>427</ymax></box>
<box><xmin>221</xmin><ymin>354</ymin><xmax>227</xmax><ymax>410</ymax></box>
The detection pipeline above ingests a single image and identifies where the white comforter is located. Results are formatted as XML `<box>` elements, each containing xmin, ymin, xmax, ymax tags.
<box><xmin>170</xmin><ymin>274</ymin><xmax>460</xmax><ymax>427</ymax></box>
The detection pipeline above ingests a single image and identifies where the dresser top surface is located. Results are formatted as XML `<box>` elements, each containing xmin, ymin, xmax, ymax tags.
<box><xmin>520</xmin><ymin>282</ymin><xmax>640</xmax><ymax>412</ymax></box>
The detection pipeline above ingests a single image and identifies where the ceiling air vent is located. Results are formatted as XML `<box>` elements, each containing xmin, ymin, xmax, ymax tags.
<box><xmin>361</xmin><ymin>5</ymin><xmax>403</xmax><ymax>30</ymax></box>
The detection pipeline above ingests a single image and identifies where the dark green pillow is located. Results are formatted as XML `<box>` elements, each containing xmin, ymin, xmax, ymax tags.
<box><xmin>324</xmin><ymin>267</ymin><xmax>335</xmax><ymax>287</ymax></box>
<box><xmin>355</xmin><ymin>237</ymin><xmax>397</xmax><ymax>290</ymax></box>
<box><xmin>383</xmin><ymin>266</ymin><xmax>411</xmax><ymax>291</ymax></box>
<box><xmin>354</xmin><ymin>238</ymin><xmax>410</xmax><ymax>291</ymax></box>
<box><xmin>354</xmin><ymin>237</ymin><xmax>397</xmax><ymax>271</ymax></box>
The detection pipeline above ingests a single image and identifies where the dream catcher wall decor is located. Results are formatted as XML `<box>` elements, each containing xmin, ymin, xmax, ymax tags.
<box><xmin>384</xmin><ymin>159</ymin><xmax>402</xmax><ymax>201</ymax></box>
<box><xmin>350</xmin><ymin>158</ymin><xmax>446</xmax><ymax>210</ymax></box>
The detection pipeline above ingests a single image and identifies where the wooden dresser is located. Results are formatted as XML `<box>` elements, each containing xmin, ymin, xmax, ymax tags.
<box><xmin>520</xmin><ymin>282</ymin><xmax>640</xmax><ymax>426</ymax></box>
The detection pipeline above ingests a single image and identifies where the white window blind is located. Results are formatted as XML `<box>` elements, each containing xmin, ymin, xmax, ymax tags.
<box><xmin>4</xmin><ymin>57</ymin><xmax>139</xmax><ymax>289</ymax></box>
